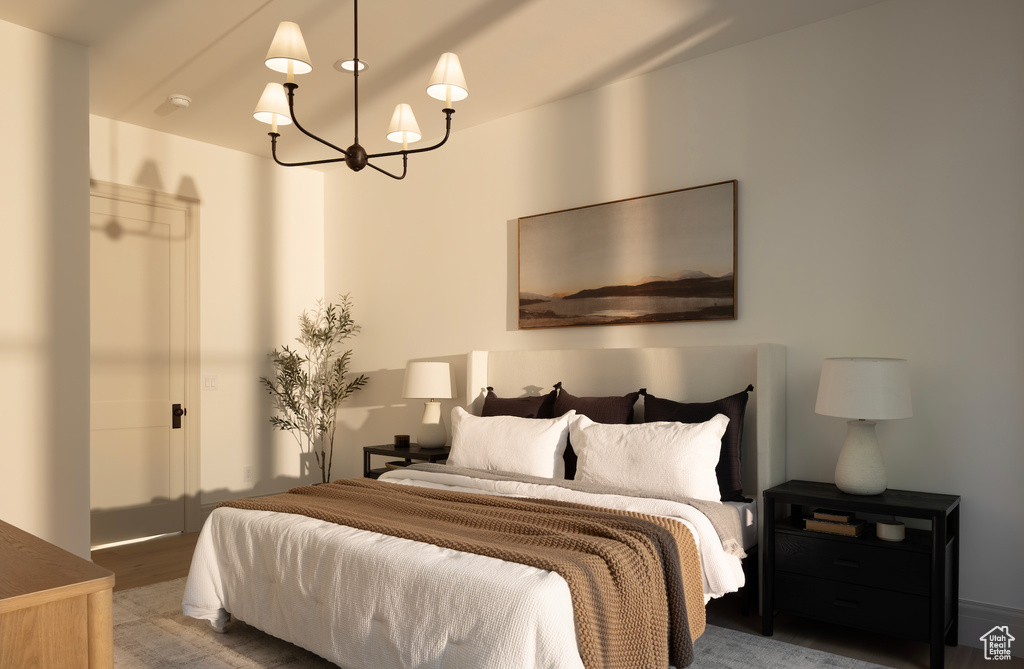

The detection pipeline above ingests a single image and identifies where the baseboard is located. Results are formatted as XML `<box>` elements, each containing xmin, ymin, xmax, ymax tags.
<box><xmin>959</xmin><ymin>599</ymin><xmax>1024</xmax><ymax>658</ymax></box>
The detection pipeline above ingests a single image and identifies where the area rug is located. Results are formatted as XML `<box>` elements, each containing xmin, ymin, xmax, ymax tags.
<box><xmin>114</xmin><ymin>578</ymin><xmax>889</xmax><ymax>668</ymax></box>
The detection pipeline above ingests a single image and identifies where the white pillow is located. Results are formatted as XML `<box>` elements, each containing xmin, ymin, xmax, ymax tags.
<box><xmin>448</xmin><ymin>406</ymin><xmax>575</xmax><ymax>478</ymax></box>
<box><xmin>569</xmin><ymin>413</ymin><xmax>729</xmax><ymax>502</ymax></box>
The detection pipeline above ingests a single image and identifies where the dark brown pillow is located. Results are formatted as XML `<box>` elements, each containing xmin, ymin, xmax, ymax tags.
<box><xmin>553</xmin><ymin>383</ymin><xmax>643</xmax><ymax>479</ymax></box>
<box><xmin>642</xmin><ymin>385</ymin><xmax>753</xmax><ymax>502</ymax></box>
<box><xmin>552</xmin><ymin>383</ymin><xmax>642</xmax><ymax>424</ymax></box>
<box><xmin>481</xmin><ymin>386</ymin><xmax>558</xmax><ymax>419</ymax></box>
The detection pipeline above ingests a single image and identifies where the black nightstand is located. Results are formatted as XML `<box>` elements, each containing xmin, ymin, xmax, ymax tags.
<box><xmin>363</xmin><ymin>444</ymin><xmax>450</xmax><ymax>479</ymax></box>
<box><xmin>762</xmin><ymin>480</ymin><xmax>960</xmax><ymax>669</ymax></box>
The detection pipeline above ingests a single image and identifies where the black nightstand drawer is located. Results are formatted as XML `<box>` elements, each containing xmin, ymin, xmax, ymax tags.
<box><xmin>776</xmin><ymin>572</ymin><xmax>930</xmax><ymax>640</ymax></box>
<box><xmin>776</xmin><ymin>531</ymin><xmax>930</xmax><ymax>596</ymax></box>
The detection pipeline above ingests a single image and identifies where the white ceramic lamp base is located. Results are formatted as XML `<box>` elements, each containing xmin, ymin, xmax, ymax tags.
<box><xmin>834</xmin><ymin>419</ymin><xmax>887</xmax><ymax>495</ymax></box>
<box><xmin>416</xmin><ymin>400</ymin><xmax>447</xmax><ymax>448</ymax></box>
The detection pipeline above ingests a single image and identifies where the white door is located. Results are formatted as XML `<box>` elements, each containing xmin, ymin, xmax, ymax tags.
<box><xmin>90</xmin><ymin>189</ymin><xmax>191</xmax><ymax>546</ymax></box>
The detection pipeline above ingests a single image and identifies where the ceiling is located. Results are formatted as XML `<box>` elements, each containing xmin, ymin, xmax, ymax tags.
<box><xmin>4</xmin><ymin>0</ymin><xmax>882</xmax><ymax>168</ymax></box>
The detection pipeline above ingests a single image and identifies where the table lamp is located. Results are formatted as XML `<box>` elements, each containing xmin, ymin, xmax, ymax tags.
<box><xmin>815</xmin><ymin>357</ymin><xmax>912</xmax><ymax>495</ymax></box>
<box><xmin>402</xmin><ymin>361</ymin><xmax>453</xmax><ymax>448</ymax></box>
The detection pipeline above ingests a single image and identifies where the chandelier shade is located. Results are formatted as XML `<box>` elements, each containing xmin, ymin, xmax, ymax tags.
<box><xmin>426</xmin><ymin>53</ymin><xmax>469</xmax><ymax>105</ymax></box>
<box><xmin>256</xmin><ymin>2</ymin><xmax>468</xmax><ymax>179</ymax></box>
<box><xmin>253</xmin><ymin>83</ymin><xmax>293</xmax><ymax>126</ymax></box>
<box><xmin>387</xmin><ymin>104</ymin><xmax>422</xmax><ymax>145</ymax></box>
<box><xmin>264</xmin><ymin>21</ymin><xmax>312</xmax><ymax>76</ymax></box>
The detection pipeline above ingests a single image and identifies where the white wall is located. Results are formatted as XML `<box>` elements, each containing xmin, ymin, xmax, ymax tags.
<box><xmin>325</xmin><ymin>0</ymin><xmax>1024</xmax><ymax>625</ymax></box>
<box><xmin>89</xmin><ymin>117</ymin><xmax>326</xmax><ymax>508</ymax></box>
<box><xmin>0</xmin><ymin>19</ymin><xmax>91</xmax><ymax>557</ymax></box>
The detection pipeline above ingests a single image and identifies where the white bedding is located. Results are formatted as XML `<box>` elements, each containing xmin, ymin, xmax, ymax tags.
<box><xmin>183</xmin><ymin>468</ymin><xmax>745</xmax><ymax>669</ymax></box>
<box><xmin>724</xmin><ymin>498</ymin><xmax>758</xmax><ymax>551</ymax></box>
<box><xmin>379</xmin><ymin>467</ymin><xmax>745</xmax><ymax>596</ymax></box>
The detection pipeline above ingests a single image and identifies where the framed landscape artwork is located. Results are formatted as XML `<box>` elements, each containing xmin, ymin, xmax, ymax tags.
<box><xmin>518</xmin><ymin>180</ymin><xmax>737</xmax><ymax>329</ymax></box>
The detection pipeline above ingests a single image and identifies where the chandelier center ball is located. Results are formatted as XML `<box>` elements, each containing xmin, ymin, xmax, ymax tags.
<box><xmin>345</xmin><ymin>144</ymin><xmax>368</xmax><ymax>172</ymax></box>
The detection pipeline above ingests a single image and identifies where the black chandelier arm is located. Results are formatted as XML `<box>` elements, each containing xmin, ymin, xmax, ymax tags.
<box><xmin>405</xmin><ymin>109</ymin><xmax>455</xmax><ymax>156</ymax></box>
<box><xmin>283</xmin><ymin>83</ymin><xmax>352</xmax><ymax>158</ymax></box>
<box><xmin>364</xmin><ymin>153</ymin><xmax>408</xmax><ymax>180</ymax></box>
<box><xmin>270</xmin><ymin>82</ymin><xmax>453</xmax><ymax>177</ymax></box>
<box><xmin>365</xmin><ymin>109</ymin><xmax>455</xmax><ymax>161</ymax></box>
<box><xmin>269</xmin><ymin>133</ymin><xmax>350</xmax><ymax>168</ymax></box>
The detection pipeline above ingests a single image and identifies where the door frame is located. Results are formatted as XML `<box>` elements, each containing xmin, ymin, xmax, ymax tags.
<box><xmin>89</xmin><ymin>180</ymin><xmax>202</xmax><ymax>533</ymax></box>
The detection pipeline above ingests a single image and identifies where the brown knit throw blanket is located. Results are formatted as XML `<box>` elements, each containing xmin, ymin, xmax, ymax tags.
<box><xmin>220</xmin><ymin>478</ymin><xmax>705</xmax><ymax>669</ymax></box>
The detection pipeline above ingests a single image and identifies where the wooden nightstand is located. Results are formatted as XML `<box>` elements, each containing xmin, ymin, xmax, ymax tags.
<box><xmin>762</xmin><ymin>480</ymin><xmax>960</xmax><ymax>669</ymax></box>
<box><xmin>363</xmin><ymin>444</ymin><xmax>450</xmax><ymax>478</ymax></box>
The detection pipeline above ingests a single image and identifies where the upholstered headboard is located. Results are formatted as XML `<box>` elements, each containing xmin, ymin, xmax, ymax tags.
<box><xmin>466</xmin><ymin>344</ymin><xmax>786</xmax><ymax>501</ymax></box>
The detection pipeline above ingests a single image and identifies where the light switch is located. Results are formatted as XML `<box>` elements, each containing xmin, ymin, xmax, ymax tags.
<box><xmin>203</xmin><ymin>374</ymin><xmax>219</xmax><ymax>390</ymax></box>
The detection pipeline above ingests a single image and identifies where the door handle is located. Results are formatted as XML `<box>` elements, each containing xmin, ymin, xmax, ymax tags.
<box><xmin>172</xmin><ymin>403</ymin><xmax>187</xmax><ymax>429</ymax></box>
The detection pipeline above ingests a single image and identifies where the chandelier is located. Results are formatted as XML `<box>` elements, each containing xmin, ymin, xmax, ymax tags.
<box><xmin>252</xmin><ymin>0</ymin><xmax>468</xmax><ymax>179</ymax></box>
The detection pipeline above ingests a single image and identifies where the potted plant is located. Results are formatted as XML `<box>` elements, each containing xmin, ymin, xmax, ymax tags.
<box><xmin>260</xmin><ymin>294</ymin><xmax>368</xmax><ymax>483</ymax></box>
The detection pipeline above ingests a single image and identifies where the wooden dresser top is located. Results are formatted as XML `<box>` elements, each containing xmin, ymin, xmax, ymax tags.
<box><xmin>0</xmin><ymin>518</ymin><xmax>114</xmax><ymax>614</ymax></box>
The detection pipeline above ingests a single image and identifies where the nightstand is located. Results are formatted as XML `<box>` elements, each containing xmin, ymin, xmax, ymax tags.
<box><xmin>762</xmin><ymin>480</ymin><xmax>960</xmax><ymax>669</ymax></box>
<box><xmin>363</xmin><ymin>443</ymin><xmax>450</xmax><ymax>478</ymax></box>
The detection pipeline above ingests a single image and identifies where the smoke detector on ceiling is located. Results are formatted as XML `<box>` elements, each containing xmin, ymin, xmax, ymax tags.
<box><xmin>168</xmin><ymin>94</ymin><xmax>192</xmax><ymax>109</ymax></box>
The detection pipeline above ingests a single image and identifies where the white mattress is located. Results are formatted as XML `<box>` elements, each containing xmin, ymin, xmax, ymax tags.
<box><xmin>183</xmin><ymin>469</ymin><xmax>746</xmax><ymax>669</ymax></box>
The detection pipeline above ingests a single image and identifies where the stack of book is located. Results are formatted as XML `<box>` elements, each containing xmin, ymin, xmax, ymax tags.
<box><xmin>804</xmin><ymin>508</ymin><xmax>865</xmax><ymax>536</ymax></box>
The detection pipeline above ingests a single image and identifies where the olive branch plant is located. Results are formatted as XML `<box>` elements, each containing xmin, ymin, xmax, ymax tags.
<box><xmin>260</xmin><ymin>295</ymin><xmax>368</xmax><ymax>483</ymax></box>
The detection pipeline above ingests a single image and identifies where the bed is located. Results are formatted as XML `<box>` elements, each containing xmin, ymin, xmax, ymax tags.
<box><xmin>183</xmin><ymin>344</ymin><xmax>786</xmax><ymax>668</ymax></box>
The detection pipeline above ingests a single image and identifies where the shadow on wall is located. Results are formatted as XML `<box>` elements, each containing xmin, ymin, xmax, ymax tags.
<box><xmin>88</xmin><ymin>148</ymin><xmax>285</xmax><ymax>537</ymax></box>
<box><xmin>90</xmin><ymin>473</ymin><xmax>321</xmax><ymax>547</ymax></box>
<box><xmin>137</xmin><ymin>155</ymin><xmax>281</xmax><ymax>495</ymax></box>
<box><xmin>40</xmin><ymin>41</ymin><xmax>91</xmax><ymax>554</ymax></box>
<box><xmin>250</xmin><ymin>160</ymin><xmax>279</xmax><ymax>497</ymax></box>
<box><xmin>332</xmin><ymin>353</ymin><xmax>468</xmax><ymax>473</ymax></box>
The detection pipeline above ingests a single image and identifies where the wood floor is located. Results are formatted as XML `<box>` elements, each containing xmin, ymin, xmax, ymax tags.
<box><xmin>93</xmin><ymin>533</ymin><xmax>1013</xmax><ymax>669</ymax></box>
<box><xmin>92</xmin><ymin>531</ymin><xmax>200</xmax><ymax>592</ymax></box>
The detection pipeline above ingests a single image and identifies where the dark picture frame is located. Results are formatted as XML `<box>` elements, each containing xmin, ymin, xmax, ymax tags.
<box><xmin>518</xmin><ymin>180</ymin><xmax>737</xmax><ymax>329</ymax></box>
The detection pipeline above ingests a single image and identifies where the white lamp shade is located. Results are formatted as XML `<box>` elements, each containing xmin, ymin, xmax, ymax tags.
<box><xmin>386</xmin><ymin>103</ymin><xmax>422</xmax><ymax>144</ymax></box>
<box><xmin>426</xmin><ymin>53</ymin><xmax>468</xmax><ymax>103</ymax></box>
<box><xmin>265</xmin><ymin>21</ymin><xmax>313</xmax><ymax>75</ymax></box>
<box><xmin>402</xmin><ymin>362</ymin><xmax>453</xmax><ymax>400</ymax></box>
<box><xmin>815</xmin><ymin>358</ymin><xmax>912</xmax><ymax>420</ymax></box>
<box><xmin>253</xmin><ymin>82</ymin><xmax>293</xmax><ymax>126</ymax></box>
